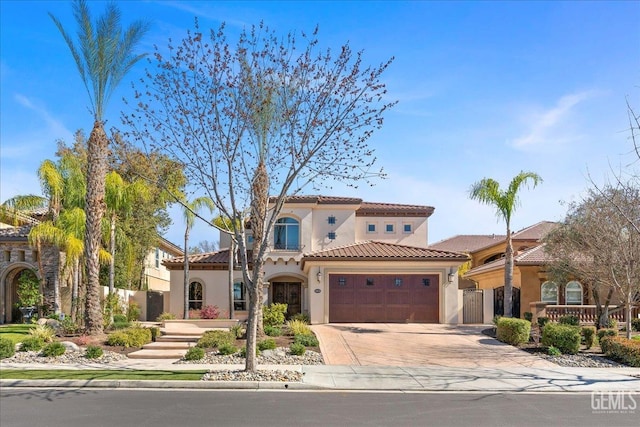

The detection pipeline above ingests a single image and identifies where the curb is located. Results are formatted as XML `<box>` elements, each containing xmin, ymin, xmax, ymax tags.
<box><xmin>0</xmin><ymin>379</ymin><xmax>324</xmax><ymax>390</ymax></box>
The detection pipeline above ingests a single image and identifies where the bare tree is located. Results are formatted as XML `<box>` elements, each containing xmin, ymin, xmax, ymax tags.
<box><xmin>124</xmin><ymin>21</ymin><xmax>394</xmax><ymax>371</ymax></box>
<box><xmin>544</xmin><ymin>185</ymin><xmax>640</xmax><ymax>336</ymax></box>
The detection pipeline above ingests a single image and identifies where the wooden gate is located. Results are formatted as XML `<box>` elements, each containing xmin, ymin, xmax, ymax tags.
<box><xmin>463</xmin><ymin>289</ymin><xmax>484</xmax><ymax>324</ymax></box>
<box><xmin>146</xmin><ymin>291</ymin><xmax>163</xmax><ymax>322</ymax></box>
<box><xmin>493</xmin><ymin>286</ymin><xmax>521</xmax><ymax>318</ymax></box>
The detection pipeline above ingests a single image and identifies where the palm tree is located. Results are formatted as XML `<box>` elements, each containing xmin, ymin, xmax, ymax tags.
<box><xmin>181</xmin><ymin>197</ymin><xmax>215</xmax><ymax>319</ymax></box>
<box><xmin>469</xmin><ymin>171</ymin><xmax>543</xmax><ymax>318</ymax></box>
<box><xmin>50</xmin><ymin>0</ymin><xmax>148</xmax><ymax>334</ymax></box>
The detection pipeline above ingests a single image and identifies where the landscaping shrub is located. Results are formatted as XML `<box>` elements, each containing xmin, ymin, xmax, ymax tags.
<box><xmin>29</xmin><ymin>324</ymin><xmax>55</xmax><ymax>342</ymax></box>
<box><xmin>495</xmin><ymin>318</ymin><xmax>531</xmax><ymax>346</ymax></box>
<box><xmin>541</xmin><ymin>323</ymin><xmax>581</xmax><ymax>355</ymax></box>
<box><xmin>0</xmin><ymin>337</ymin><xmax>15</xmax><ymax>359</ymax></box>
<box><xmin>60</xmin><ymin>317</ymin><xmax>79</xmax><ymax>335</ymax></box>
<box><xmin>547</xmin><ymin>346</ymin><xmax>561</xmax><ymax>356</ymax></box>
<box><xmin>184</xmin><ymin>346</ymin><xmax>205</xmax><ymax>361</ymax></box>
<box><xmin>291</xmin><ymin>313</ymin><xmax>310</xmax><ymax>324</ymax></box>
<box><xmin>294</xmin><ymin>334</ymin><xmax>319</xmax><ymax>347</ymax></box>
<box><xmin>188</xmin><ymin>309</ymin><xmax>201</xmax><ymax>319</ymax></box>
<box><xmin>289</xmin><ymin>342</ymin><xmax>306</xmax><ymax>356</ymax></box>
<box><xmin>75</xmin><ymin>335</ymin><xmax>91</xmax><ymax>346</ymax></box>
<box><xmin>263</xmin><ymin>303</ymin><xmax>288</xmax><ymax>327</ymax></box>
<box><xmin>605</xmin><ymin>318</ymin><xmax>618</xmax><ymax>329</ymax></box>
<box><xmin>230</xmin><ymin>324</ymin><xmax>245</xmax><ymax>339</ymax></box>
<box><xmin>41</xmin><ymin>342</ymin><xmax>66</xmax><ymax>357</ymax></box>
<box><xmin>523</xmin><ymin>312</ymin><xmax>533</xmax><ymax>322</ymax></box>
<box><xmin>537</xmin><ymin>317</ymin><xmax>550</xmax><ymax>329</ymax></box>
<box><xmin>200</xmin><ymin>305</ymin><xmax>221</xmax><ymax>319</ymax></box>
<box><xmin>600</xmin><ymin>336</ymin><xmax>640</xmax><ymax>367</ymax></box>
<box><xmin>149</xmin><ymin>326</ymin><xmax>160</xmax><ymax>342</ymax></box>
<box><xmin>113</xmin><ymin>314</ymin><xmax>128</xmax><ymax>323</ymax></box>
<box><xmin>258</xmin><ymin>338</ymin><xmax>277</xmax><ymax>351</ymax></box>
<box><xmin>264</xmin><ymin>325</ymin><xmax>282</xmax><ymax>337</ymax></box>
<box><xmin>156</xmin><ymin>312</ymin><xmax>176</xmax><ymax>322</ymax></box>
<box><xmin>581</xmin><ymin>326</ymin><xmax>597</xmax><ymax>349</ymax></box>
<box><xmin>197</xmin><ymin>330</ymin><xmax>235</xmax><ymax>348</ymax></box>
<box><xmin>218</xmin><ymin>343</ymin><xmax>238</xmax><ymax>355</ymax></box>
<box><xmin>126</xmin><ymin>302</ymin><xmax>141</xmax><ymax>322</ymax></box>
<box><xmin>286</xmin><ymin>319</ymin><xmax>312</xmax><ymax>336</ymax></box>
<box><xmin>558</xmin><ymin>315</ymin><xmax>580</xmax><ymax>327</ymax></box>
<box><xmin>20</xmin><ymin>336</ymin><xmax>44</xmax><ymax>352</ymax></box>
<box><xmin>239</xmin><ymin>346</ymin><xmax>260</xmax><ymax>358</ymax></box>
<box><xmin>631</xmin><ymin>318</ymin><xmax>640</xmax><ymax>332</ymax></box>
<box><xmin>112</xmin><ymin>320</ymin><xmax>131</xmax><ymax>330</ymax></box>
<box><xmin>85</xmin><ymin>345</ymin><xmax>103</xmax><ymax>359</ymax></box>
<box><xmin>596</xmin><ymin>328</ymin><xmax>617</xmax><ymax>342</ymax></box>
<box><xmin>106</xmin><ymin>327</ymin><xmax>152</xmax><ymax>348</ymax></box>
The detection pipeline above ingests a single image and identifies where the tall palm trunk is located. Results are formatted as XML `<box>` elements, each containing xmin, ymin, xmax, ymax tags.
<box><xmin>71</xmin><ymin>257</ymin><xmax>79</xmax><ymax>322</ymax></box>
<box><xmin>504</xmin><ymin>224</ymin><xmax>513</xmax><ymax>318</ymax></box>
<box><xmin>184</xmin><ymin>227</ymin><xmax>190</xmax><ymax>319</ymax></box>
<box><xmin>84</xmin><ymin>121</ymin><xmax>108</xmax><ymax>335</ymax></box>
<box><xmin>109</xmin><ymin>213</ymin><xmax>116</xmax><ymax>295</ymax></box>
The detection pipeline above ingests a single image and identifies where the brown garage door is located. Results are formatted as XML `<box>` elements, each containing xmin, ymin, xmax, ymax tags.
<box><xmin>329</xmin><ymin>274</ymin><xmax>439</xmax><ymax>323</ymax></box>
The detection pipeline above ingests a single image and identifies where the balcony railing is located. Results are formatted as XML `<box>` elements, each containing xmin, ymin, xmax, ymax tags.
<box><xmin>544</xmin><ymin>305</ymin><xmax>640</xmax><ymax>324</ymax></box>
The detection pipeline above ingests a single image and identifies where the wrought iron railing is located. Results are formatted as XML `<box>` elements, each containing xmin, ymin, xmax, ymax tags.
<box><xmin>545</xmin><ymin>305</ymin><xmax>640</xmax><ymax>323</ymax></box>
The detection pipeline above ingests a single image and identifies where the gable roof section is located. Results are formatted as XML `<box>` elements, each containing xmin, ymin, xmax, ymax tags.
<box><xmin>465</xmin><ymin>243</ymin><xmax>550</xmax><ymax>277</ymax></box>
<box><xmin>511</xmin><ymin>221</ymin><xmax>557</xmax><ymax>241</ymax></box>
<box><xmin>302</xmin><ymin>240</ymin><xmax>468</xmax><ymax>267</ymax></box>
<box><xmin>428</xmin><ymin>234</ymin><xmax>506</xmax><ymax>253</ymax></box>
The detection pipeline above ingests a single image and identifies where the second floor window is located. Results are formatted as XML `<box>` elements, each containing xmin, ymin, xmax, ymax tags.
<box><xmin>274</xmin><ymin>217</ymin><xmax>300</xmax><ymax>250</ymax></box>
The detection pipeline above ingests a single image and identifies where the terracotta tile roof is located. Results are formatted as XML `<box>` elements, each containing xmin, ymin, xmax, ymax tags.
<box><xmin>0</xmin><ymin>225</ymin><xmax>32</xmax><ymax>241</ymax></box>
<box><xmin>429</xmin><ymin>234</ymin><xmax>506</xmax><ymax>253</ymax></box>
<box><xmin>302</xmin><ymin>241</ymin><xmax>468</xmax><ymax>264</ymax></box>
<box><xmin>465</xmin><ymin>243</ymin><xmax>550</xmax><ymax>276</ymax></box>
<box><xmin>356</xmin><ymin>202</ymin><xmax>434</xmax><ymax>217</ymax></box>
<box><xmin>269</xmin><ymin>195</ymin><xmax>362</xmax><ymax>205</ymax></box>
<box><xmin>164</xmin><ymin>249</ymin><xmax>231</xmax><ymax>267</ymax></box>
<box><xmin>511</xmin><ymin>221</ymin><xmax>557</xmax><ymax>241</ymax></box>
<box><xmin>158</xmin><ymin>236</ymin><xmax>184</xmax><ymax>256</ymax></box>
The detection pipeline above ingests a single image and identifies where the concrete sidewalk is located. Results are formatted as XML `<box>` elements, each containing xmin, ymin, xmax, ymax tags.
<box><xmin>2</xmin><ymin>359</ymin><xmax>640</xmax><ymax>392</ymax></box>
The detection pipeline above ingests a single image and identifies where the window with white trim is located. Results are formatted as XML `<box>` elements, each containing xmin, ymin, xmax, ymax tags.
<box><xmin>540</xmin><ymin>281</ymin><xmax>558</xmax><ymax>304</ymax></box>
<box><xmin>274</xmin><ymin>217</ymin><xmax>300</xmax><ymax>250</ymax></box>
<box><xmin>385</xmin><ymin>224</ymin><xmax>394</xmax><ymax>233</ymax></box>
<box><xmin>565</xmin><ymin>281</ymin><xmax>583</xmax><ymax>305</ymax></box>
<box><xmin>403</xmin><ymin>223</ymin><xmax>412</xmax><ymax>233</ymax></box>
<box><xmin>367</xmin><ymin>223</ymin><xmax>376</xmax><ymax>233</ymax></box>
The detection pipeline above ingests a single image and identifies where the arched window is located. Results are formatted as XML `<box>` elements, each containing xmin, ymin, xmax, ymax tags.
<box><xmin>234</xmin><ymin>281</ymin><xmax>246</xmax><ymax>311</ymax></box>
<box><xmin>565</xmin><ymin>281</ymin><xmax>583</xmax><ymax>305</ymax></box>
<box><xmin>274</xmin><ymin>217</ymin><xmax>300</xmax><ymax>250</ymax></box>
<box><xmin>540</xmin><ymin>281</ymin><xmax>558</xmax><ymax>304</ymax></box>
<box><xmin>189</xmin><ymin>281</ymin><xmax>203</xmax><ymax>310</ymax></box>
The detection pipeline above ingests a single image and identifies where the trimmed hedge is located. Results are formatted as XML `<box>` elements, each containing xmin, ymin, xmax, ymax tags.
<box><xmin>541</xmin><ymin>323</ymin><xmax>580</xmax><ymax>355</ymax></box>
<box><xmin>197</xmin><ymin>330</ymin><xmax>235</xmax><ymax>348</ymax></box>
<box><xmin>106</xmin><ymin>327</ymin><xmax>152</xmax><ymax>348</ymax></box>
<box><xmin>20</xmin><ymin>336</ymin><xmax>45</xmax><ymax>352</ymax></box>
<box><xmin>558</xmin><ymin>315</ymin><xmax>580</xmax><ymax>327</ymax></box>
<box><xmin>496</xmin><ymin>318</ymin><xmax>531</xmax><ymax>346</ymax></box>
<box><xmin>0</xmin><ymin>337</ymin><xmax>15</xmax><ymax>359</ymax></box>
<box><xmin>184</xmin><ymin>346</ymin><xmax>205</xmax><ymax>361</ymax></box>
<box><xmin>596</xmin><ymin>328</ymin><xmax>617</xmax><ymax>342</ymax></box>
<box><xmin>600</xmin><ymin>336</ymin><xmax>640</xmax><ymax>367</ymax></box>
<box><xmin>263</xmin><ymin>303</ymin><xmax>288</xmax><ymax>327</ymax></box>
<box><xmin>581</xmin><ymin>326</ymin><xmax>596</xmax><ymax>349</ymax></box>
<box><xmin>631</xmin><ymin>318</ymin><xmax>640</xmax><ymax>332</ymax></box>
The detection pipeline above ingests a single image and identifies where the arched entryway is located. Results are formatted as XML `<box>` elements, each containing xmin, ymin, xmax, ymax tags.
<box><xmin>1</xmin><ymin>264</ymin><xmax>40</xmax><ymax>324</ymax></box>
<box><xmin>268</xmin><ymin>274</ymin><xmax>305</xmax><ymax>319</ymax></box>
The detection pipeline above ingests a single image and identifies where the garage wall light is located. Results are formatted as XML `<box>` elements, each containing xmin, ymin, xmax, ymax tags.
<box><xmin>447</xmin><ymin>268</ymin><xmax>456</xmax><ymax>283</ymax></box>
<box><xmin>316</xmin><ymin>270</ymin><xmax>322</xmax><ymax>282</ymax></box>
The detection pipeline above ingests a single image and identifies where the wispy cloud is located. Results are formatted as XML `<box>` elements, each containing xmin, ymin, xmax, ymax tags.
<box><xmin>511</xmin><ymin>91</ymin><xmax>598</xmax><ymax>149</ymax></box>
<box><xmin>14</xmin><ymin>93</ymin><xmax>73</xmax><ymax>140</ymax></box>
<box><xmin>158</xmin><ymin>1</ymin><xmax>250</xmax><ymax>29</ymax></box>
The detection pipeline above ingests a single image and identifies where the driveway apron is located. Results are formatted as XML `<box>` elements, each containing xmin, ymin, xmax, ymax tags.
<box><xmin>311</xmin><ymin>323</ymin><xmax>555</xmax><ymax>368</ymax></box>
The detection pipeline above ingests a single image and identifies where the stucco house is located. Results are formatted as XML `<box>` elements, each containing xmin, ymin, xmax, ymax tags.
<box><xmin>163</xmin><ymin>196</ymin><xmax>469</xmax><ymax>324</ymax></box>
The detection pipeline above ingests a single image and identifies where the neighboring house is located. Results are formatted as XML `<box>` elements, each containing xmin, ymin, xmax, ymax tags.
<box><xmin>0</xmin><ymin>214</ymin><xmax>182</xmax><ymax>323</ymax></box>
<box><xmin>431</xmin><ymin>221</ymin><xmax>562</xmax><ymax>318</ymax></box>
<box><xmin>163</xmin><ymin>196</ymin><xmax>469</xmax><ymax>324</ymax></box>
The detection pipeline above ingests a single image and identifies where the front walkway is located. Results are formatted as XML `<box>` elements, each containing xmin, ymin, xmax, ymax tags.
<box><xmin>311</xmin><ymin>323</ymin><xmax>556</xmax><ymax>368</ymax></box>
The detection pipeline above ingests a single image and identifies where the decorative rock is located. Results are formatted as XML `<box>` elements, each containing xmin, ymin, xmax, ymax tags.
<box><xmin>60</xmin><ymin>341</ymin><xmax>80</xmax><ymax>352</ymax></box>
<box><xmin>37</xmin><ymin>318</ymin><xmax>62</xmax><ymax>335</ymax></box>
<box><xmin>202</xmin><ymin>369</ymin><xmax>303</xmax><ymax>382</ymax></box>
<box><xmin>175</xmin><ymin>346</ymin><xmax>324</xmax><ymax>365</ymax></box>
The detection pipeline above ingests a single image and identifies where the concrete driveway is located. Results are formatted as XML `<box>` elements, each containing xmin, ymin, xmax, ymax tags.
<box><xmin>311</xmin><ymin>323</ymin><xmax>555</xmax><ymax>368</ymax></box>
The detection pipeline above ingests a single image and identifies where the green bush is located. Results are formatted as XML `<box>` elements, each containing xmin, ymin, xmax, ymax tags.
<box><xmin>597</xmin><ymin>328</ymin><xmax>617</xmax><ymax>342</ymax></box>
<box><xmin>558</xmin><ymin>315</ymin><xmax>580</xmax><ymax>327</ymax></box>
<box><xmin>496</xmin><ymin>318</ymin><xmax>531</xmax><ymax>346</ymax></box>
<box><xmin>156</xmin><ymin>312</ymin><xmax>176</xmax><ymax>322</ymax></box>
<box><xmin>264</xmin><ymin>325</ymin><xmax>282</xmax><ymax>337</ymax></box>
<box><xmin>106</xmin><ymin>327</ymin><xmax>152</xmax><ymax>348</ymax></box>
<box><xmin>112</xmin><ymin>320</ymin><xmax>131</xmax><ymax>330</ymax></box>
<box><xmin>113</xmin><ymin>314</ymin><xmax>128</xmax><ymax>323</ymax></box>
<box><xmin>541</xmin><ymin>323</ymin><xmax>581</xmax><ymax>355</ymax></box>
<box><xmin>537</xmin><ymin>317</ymin><xmax>550</xmax><ymax>329</ymax></box>
<box><xmin>547</xmin><ymin>346</ymin><xmax>561</xmax><ymax>356</ymax></box>
<box><xmin>20</xmin><ymin>336</ymin><xmax>44</xmax><ymax>352</ymax></box>
<box><xmin>286</xmin><ymin>319</ymin><xmax>312</xmax><ymax>336</ymax></box>
<box><xmin>184</xmin><ymin>346</ymin><xmax>205</xmax><ymax>361</ymax></box>
<box><xmin>230</xmin><ymin>324</ymin><xmax>245</xmax><ymax>339</ymax></box>
<box><xmin>289</xmin><ymin>342</ymin><xmax>306</xmax><ymax>356</ymax></box>
<box><xmin>218</xmin><ymin>343</ymin><xmax>238</xmax><ymax>355</ymax></box>
<box><xmin>29</xmin><ymin>324</ymin><xmax>55</xmax><ymax>342</ymax></box>
<box><xmin>257</xmin><ymin>338</ymin><xmax>277</xmax><ymax>351</ymax></box>
<box><xmin>294</xmin><ymin>334</ymin><xmax>319</xmax><ymax>347</ymax></box>
<box><xmin>581</xmin><ymin>326</ymin><xmax>597</xmax><ymax>349</ymax></box>
<box><xmin>149</xmin><ymin>326</ymin><xmax>160</xmax><ymax>342</ymax></box>
<box><xmin>263</xmin><ymin>303</ymin><xmax>288</xmax><ymax>327</ymax></box>
<box><xmin>85</xmin><ymin>345</ymin><xmax>103</xmax><ymax>359</ymax></box>
<box><xmin>197</xmin><ymin>330</ymin><xmax>235</xmax><ymax>348</ymax></box>
<box><xmin>600</xmin><ymin>336</ymin><xmax>640</xmax><ymax>367</ymax></box>
<box><xmin>523</xmin><ymin>312</ymin><xmax>533</xmax><ymax>322</ymax></box>
<box><xmin>126</xmin><ymin>302</ymin><xmax>141</xmax><ymax>322</ymax></box>
<box><xmin>239</xmin><ymin>346</ymin><xmax>260</xmax><ymax>358</ymax></box>
<box><xmin>0</xmin><ymin>337</ymin><xmax>15</xmax><ymax>359</ymax></box>
<box><xmin>631</xmin><ymin>318</ymin><xmax>640</xmax><ymax>332</ymax></box>
<box><xmin>605</xmin><ymin>318</ymin><xmax>618</xmax><ymax>329</ymax></box>
<box><xmin>291</xmin><ymin>313</ymin><xmax>310</xmax><ymax>324</ymax></box>
<box><xmin>60</xmin><ymin>317</ymin><xmax>79</xmax><ymax>335</ymax></box>
<box><xmin>41</xmin><ymin>342</ymin><xmax>66</xmax><ymax>357</ymax></box>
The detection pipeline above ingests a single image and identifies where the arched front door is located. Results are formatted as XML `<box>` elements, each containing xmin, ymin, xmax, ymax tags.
<box><xmin>493</xmin><ymin>286</ymin><xmax>521</xmax><ymax>318</ymax></box>
<box><xmin>271</xmin><ymin>282</ymin><xmax>301</xmax><ymax>318</ymax></box>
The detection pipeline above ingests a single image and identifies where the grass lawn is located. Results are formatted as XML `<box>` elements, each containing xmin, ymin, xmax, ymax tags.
<box><xmin>0</xmin><ymin>369</ymin><xmax>208</xmax><ymax>381</ymax></box>
<box><xmin>0</xmin><ymin>324</ymin><xmax>34</xmax><ymax>345</ymax></box>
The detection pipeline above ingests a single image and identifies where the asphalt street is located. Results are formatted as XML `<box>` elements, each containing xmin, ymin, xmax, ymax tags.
<box><xmin>1</xmin><ymin>389</ymin><xmax>639</xmax><ymax>427</ymax></box>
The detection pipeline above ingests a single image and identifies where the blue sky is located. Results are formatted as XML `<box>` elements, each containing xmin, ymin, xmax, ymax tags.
<box><xmin>1</xmin><ymin>1</ymin><xmax>639</xmax><ymax>248</ymax></box>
